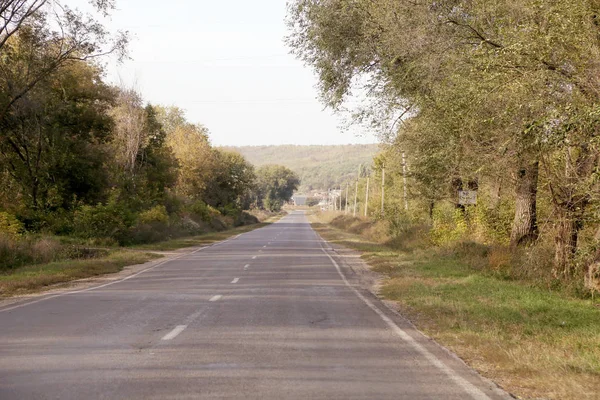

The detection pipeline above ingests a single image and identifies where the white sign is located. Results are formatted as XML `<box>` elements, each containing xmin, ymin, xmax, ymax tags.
<box><xmin>458</xmin><ymin>190</ymin><xmax>478</xmax><ymax>205</ymax></box>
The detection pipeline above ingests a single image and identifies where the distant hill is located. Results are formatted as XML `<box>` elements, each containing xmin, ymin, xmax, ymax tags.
<box><xmin>224</xmin><ymin>144</ymin><xmax>380</xmax><ymax>192</ymax></box>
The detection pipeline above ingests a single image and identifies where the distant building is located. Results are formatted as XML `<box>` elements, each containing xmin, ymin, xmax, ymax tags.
<box><xmin>292</xmin><ymin>195</ymin><xmax>307</xmax><ymax>206</ymax></box>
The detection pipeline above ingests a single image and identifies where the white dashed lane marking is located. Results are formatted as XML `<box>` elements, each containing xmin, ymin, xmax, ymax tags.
<box><xmin>162</xmin><ymin>325</ymin><xmax>187</xmax><ymax>341</ymax></box>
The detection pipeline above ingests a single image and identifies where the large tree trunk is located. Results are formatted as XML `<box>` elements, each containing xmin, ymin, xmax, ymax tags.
<box><xmin>488</xmin><ymin>177</ymin><xmax>502</xmax><ymax>211</ymax></box>
<box><xmin>510</xmin><ymin>159</ymin><xmax>539</xmax><ymax>247</ymax></box>
<box><xmin>551</xmin><ymin>146</ymin><xmax>596</xmax><ymax>279</ymax></box>
<box><xmin>553</xmin><ymin>207</ymin><xmax>582</xmax><ymax>278</ymax></box>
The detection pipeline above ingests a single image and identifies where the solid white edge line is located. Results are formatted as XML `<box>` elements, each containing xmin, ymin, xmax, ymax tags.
<box><xmin>209</xmin><ymin>295</ymin><xmax>222</xmax><ymax>302</ymax></box>
<box><xmin>318</xmin><ymin>239</ymin><xmax>492</xmax><ymax>400</ymax></box>
<box><xmin>0</xmin><ymin>226</ymin><xmax>260</xmax><ymax>314</ymax></box>
<box><xmin>0</xmin><ymin>243</ymin><xmax>212</xmax><ymax>313</ymax></box>
<box><xmin>161</xmin><ymin>325</ymin><xmax>187</xmax><ymax>341</ymax></box>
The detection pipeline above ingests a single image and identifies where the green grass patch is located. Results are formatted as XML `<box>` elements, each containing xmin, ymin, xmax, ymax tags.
<box><xmin>311</xmin><ymin>218</ymin><xmax>600</xmax><ymax>400</ymax></box>
<box><xmin>0</xmin><ymin>250</ymin><xmax>159</xmax><ymax>298</ymax></box>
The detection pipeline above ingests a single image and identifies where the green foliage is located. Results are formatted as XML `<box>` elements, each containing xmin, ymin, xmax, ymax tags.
<box><xmin>138</xmin><ymin>205</ymin><xmax>169</xmax><ymax>224</ymax></box>
<box><xmin>263</xmin><ymin>196</ymin><xmax>283</xmax><ymax>212</ymax></box>
<box><xmin>255</xmin><ymin>164</ymin><xmax>300</xmax><ymax>210</ymax></box>
<box><xmin>203</xmin><ymin>150</ymin><xmax>256</xmax><ymax>209</ymax></box>
<box><xmin>430</xmin><ymin>206</ymin><xmax>468</xmax><ymax>246</ymax></box>
<box><xmin>73</xmin><ymin>201</ymin><xmax>135</xmax><ymax>244</ymax></box>
<box><xmin>0</xmin><ymin>212</ymin><xmax>23</xmax><ymax>238</ymax></box>
<box><xmin>287</xmin><ymin>0</ymin><xmax>600</xmax><ymax>288</ymax></box>
<box><xmin>188</xmin><ymin>200</ymin><xmax>220</xmax><ymax>223</ymax></box>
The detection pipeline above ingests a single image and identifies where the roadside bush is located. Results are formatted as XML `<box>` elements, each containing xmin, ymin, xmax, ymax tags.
<box><xmin>73</xmin><ymin>202</ymin><xmax>135</xmax><ymax>244</ymax></box>
<box><xmin>220</xmin><ymin>203</ymin><xmax>240</xmax><ymax>218</ymax></box>
<box><xmin>42</xmin><ymin>210</ymin><xmax>75</xmax><ymax>235</ymax></box>
<box><xmin>430</xmin><ymin>205</ymin><xmax>468</xmax><ymax>245</ymax></box>
<box><xmin>0</xmin><ymin>235</ymin><xmax>104</xmax><ymax>271</ymax></box>
<box><xmin>0</xmin><ymin>212</ymin><xmax>23</xmax><ymax>238</ymax></box>
<box><xmin>234</xmin><ymin>211</ymin><xmax>259</xmax><ymax>227</ymax></box>
<box><xmin>263</xmin><ymin>197</ymin><xmax>282</xmax><ymax>212</ymax></box>
<box><xmin>129</xmin><ymin>206</ymin><xmax>172</xmax><ymax>244</ymax></box>
<box><xmin>188</xmin><ymin>200</ymin><xmax>220</xmax><ymax>223</ymax></box>
<box><xmin>138</xmin><ymin>205</ymin><xmax>169</xmax><ymax>224</ymax></box>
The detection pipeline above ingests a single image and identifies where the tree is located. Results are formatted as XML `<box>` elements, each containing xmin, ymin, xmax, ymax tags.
<box><xmin>109</xmin><ymin>87</ymin><xmax>147</xmax><ymax>179</ymax></box>
<box><xmin>287</xmin><ymin>0</ymin><xmax>600</xmax><ymax>282</ymax></box>
<box><xmin>156</xmin><ymin>106</ymin><xmax>217</xmax><ymax>200</ymax></box>
<box><xmin>256</xmin><ymin>165</ymin><xmax>300</xmax><ymax>211</ymax></box>
<box><xmin>137</xmin><ymin>104</ymin><xmax>178</xmax><ymax>205</ymax></box>
<box><xmin>0</xmin><ymin>1</ymin><xmax>127</xmax><ymax>123</ymax></box>
<box><xmin>0</xmin><ymin>41</ymin><xmax>114</xmax><ymax>212</ymax></box>
<box><xmin>203</xmin><ymin>150</ymin><xmax>256</xmax><ymax>210</ymax></box>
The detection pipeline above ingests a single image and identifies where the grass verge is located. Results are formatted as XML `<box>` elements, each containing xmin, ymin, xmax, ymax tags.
<box><xmin>311</xmin><ymin>217</ymin><xmax>600</xmax><ymax>400</ymax></box>
<box><xmin>0</xmin><ymin>251</ymin><xmax>160</xmax><ymax>298</ymax></box>
<box><xmin>131</xmin><ymin>222</ymin><xmax>272</xmax><ymax>251</ymax></box>
<box><xmin>1</xmin><ymin>217</ymin><xmax>281</xmax><ymax>298</ymax></box>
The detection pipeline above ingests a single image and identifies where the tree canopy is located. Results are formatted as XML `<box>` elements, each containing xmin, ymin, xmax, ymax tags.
<box><xmin>287</xmin><ymin>0</ymin><xmax>600</xmax><ymax>289</ymax></box>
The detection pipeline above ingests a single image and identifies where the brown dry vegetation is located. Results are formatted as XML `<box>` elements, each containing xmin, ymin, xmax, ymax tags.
<box><xmin>0</xmin><ymin>251</ymin><xmax>159</xmax><ymax>297</ymax></box>
<box><xmin>311</xmin><ymin>211</ymin><xmax>600</xmax><ymax>400</ymax></box>
<box><xmin>0</xmin><ymin>212</ymin><xmax>283</xmax><ymax>298</ymax></box>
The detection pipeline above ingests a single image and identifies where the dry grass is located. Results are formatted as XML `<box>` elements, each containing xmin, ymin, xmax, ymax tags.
<box><xmin>310</xmin><ymin>212</ymin><xmax>600</xmax><ymax>400</ymax></box>
<box><xmin>0</xmin><ymin>216</ymin><xmax>281</xmax><ymax>297</ymax></box>
<box><xmin>132</xmin><ymin>222</ymin><xmax>275</xmax><ymax>251</ymax></box>
<box><xmin>0</xmin><ymin>251</ymin><xmax>159</xmax><ymax>297</ymax></box>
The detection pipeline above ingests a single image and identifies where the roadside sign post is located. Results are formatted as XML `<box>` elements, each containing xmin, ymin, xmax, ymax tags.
<box><xmin>458</xmin><ymin>190</ymin><xmax>478</xmax><ymax>206</ymax></box>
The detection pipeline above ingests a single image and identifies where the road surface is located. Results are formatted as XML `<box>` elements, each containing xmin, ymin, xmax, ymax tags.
<box><xmin>0</xmin><ymin>211</ymin><xmax>510</xmax><ymax>399</ymax></box>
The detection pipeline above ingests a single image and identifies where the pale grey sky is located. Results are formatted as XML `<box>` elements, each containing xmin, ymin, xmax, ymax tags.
<box><xmin>68</xmin><ymin>0</ymin><xmax>378</xmax><ymax>146</ymax></box>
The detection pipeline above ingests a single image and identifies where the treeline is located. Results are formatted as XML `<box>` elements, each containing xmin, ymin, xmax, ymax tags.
<box><xmin>288</xmin><ymin>1</ymin><xmax>600</xmax><ymax>293</ymax></box>
<box><xmin>227</xmin><ymin>144</ymin><xmax>378</xmax><ymax>191</ymax></box>
<box><xmin>0</xmin><ymin>1</ymin><xmax>299</xmax><ymax>249</ymax></box>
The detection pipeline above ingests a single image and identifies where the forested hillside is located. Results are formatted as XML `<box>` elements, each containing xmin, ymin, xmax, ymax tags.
<box><xmin>225</xmin><ymin>144</ymin><xmax>379</xmax><ymax>191</ymax></box>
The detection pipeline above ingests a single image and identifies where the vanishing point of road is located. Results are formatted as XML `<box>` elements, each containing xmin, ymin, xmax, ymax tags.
<box><xmin>0</xmin><ymin>212</ymin><xmax>511</xmax><ymax>399</ymax></box>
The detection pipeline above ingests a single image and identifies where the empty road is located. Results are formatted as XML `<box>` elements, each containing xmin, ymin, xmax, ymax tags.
<box><xmin>0</xmin><ymin>212</ymin><xmax>510</xmax><ymax>399</ymax></box>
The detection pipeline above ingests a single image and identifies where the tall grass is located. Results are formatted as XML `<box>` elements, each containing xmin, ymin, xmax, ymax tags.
<box><xmin>0</xmin><ymin>235</ymin><xmax>106</xmax><ymax>272</ymax></box>
<box><xmin>310</xmin><ymin>211</ymin><xmax>600</xmax><ymax>400</ymax></box>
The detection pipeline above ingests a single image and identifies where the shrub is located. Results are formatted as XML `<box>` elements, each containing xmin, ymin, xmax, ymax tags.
<box><xmin>73</xmin><ymin>202</ymin><xmax>135</xmax><ymax>244</ymax></box>
<box><xmin>0</xmin><ymin>233</ymin><xmax>108</xmax><ymax>271</ymax></box>
<box><xmin>220</xmin><ymin>203</ymin><xmax>240</xmax><ymax>218</ymax></box>
<box><xmin>138</xmin><ymin>205</ymin><xmax>169</xmax><ymax>224</ymax></box>
<box><xmin>42</xmin><ymin>210</ymin><xmax>75</xmax><ymax>235</ymax></box>
<box><xmin>234</xmin><ymin>211</ymin><xmax>259</xmax><ymax>227</ymax></box>
<box><xmin>263</xmin><ymin>197</ymin><xmax>282</xmax><ymax>212</ymax></box>
<box><xmin>188</xmin><ymin>200</ymin><xmax>220</xmax><ymax>223</ymax></box>
<box><xmin>430</xmin><ymin>206</ymin><xmax>468</xmax><ymax>245</ymax></box>
<box><xmin>0</xmin><ymin>212</ymin><xmax>24</xmax><ymax>238</ymax></box>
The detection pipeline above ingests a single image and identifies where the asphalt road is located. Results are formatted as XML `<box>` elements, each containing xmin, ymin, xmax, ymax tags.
<box><xmin>0</xmin><ymin>211</ymin><xmax>511</xmax><ymax>399</ymax></box>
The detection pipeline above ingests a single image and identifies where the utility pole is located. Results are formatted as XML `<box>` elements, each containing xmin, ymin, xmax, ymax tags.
<box><xmin>330</xmin><ymin>189</ymin><xmax>334</xmax><ymax>211</ymax></box>
<box><xmin>332</xmin><ymin>189</ymin><xmax>336</xmax><ymax>211</ymax></box>
<box><xmin>381</xmin><ymin>164</ymin><xmax>385</xmax><ymax>217</ymax></box>
<box><xmin>402</xmin><ymin>152</ymin><xmax>408</xmax><ymax>211</ymax></box>
<box><xmin>353</xmin><ymin>179</ymin><xmax>358</xmax><ymax>217</ymax></box>
<box><xmin>345</xmin><ymin>182</ymin><xmax>349</xmax><ymax>214</ymax></box>
<box><xmin>365</xmin><ymin>177</ymin><xmax>369</xmax><ymax>217</ymax></box>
